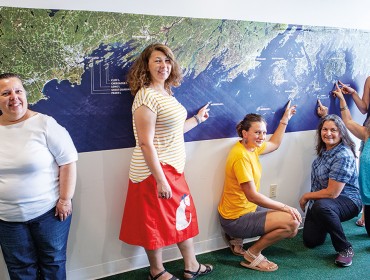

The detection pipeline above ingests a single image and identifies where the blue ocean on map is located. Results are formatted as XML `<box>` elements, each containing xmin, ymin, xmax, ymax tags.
<box><xmin>31</xmin><ymin>24</ymin><xmax>366</xmax><ymax>153</ymax></box>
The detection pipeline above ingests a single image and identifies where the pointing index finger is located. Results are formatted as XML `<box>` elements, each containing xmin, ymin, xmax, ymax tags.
<box><xmin>338</xmin><ymin>80</ymin><xmax>344</xmax><ymax>86</ymax></box>
<box><xmin>286</xmin><ymin>100</ymin><xmax>291</xmax><ymax>108</ymax></box>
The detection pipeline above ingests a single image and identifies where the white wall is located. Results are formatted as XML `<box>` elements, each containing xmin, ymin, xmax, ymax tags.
<box><xmin>0</xmin><ymin>0</ymin><xmax>369</xmax><ymax>279</ymax></box>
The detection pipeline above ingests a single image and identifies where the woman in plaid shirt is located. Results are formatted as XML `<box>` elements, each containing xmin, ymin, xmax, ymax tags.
<box><xmin>299</xmin><ymin>114</ymin><xmax>362</xmax><ymax>267</ymax></box>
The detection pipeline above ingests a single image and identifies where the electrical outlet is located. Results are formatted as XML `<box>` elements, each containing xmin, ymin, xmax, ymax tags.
<box><xmin>269</xmin><ymin>184</ymin><xmax>277</xmax><ymax>198</ymax></box>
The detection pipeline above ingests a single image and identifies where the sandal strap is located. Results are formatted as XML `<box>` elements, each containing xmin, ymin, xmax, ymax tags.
<box><xmin>229</xmin><ymin>238</ymin><xmax>243</xmax><ymax>246</ymax></box>
<box><xmin>184</xmin><ymin>264</ymin><xmax>213</xmax><ymax>279</ymax></box>
<box><xmin>201</xmin><ymin>264</ymin><xmax>213</xmax><ymax>274</ymax></box>
<box><xmin>245</xmin><ymin>250</ymin><xmax>277</xmax><ymax>270</ymax></box>
<box><xmin>245</xmin><ymin>249</ymin><xmax>258</xmax><ymax>259</ymax></box>
<box><xmin>184</xmin><ymin>263</ymin><xmax>201</xmax><ymax>277</ymax></box>
<box><xmin>150</xmin><ymin>269</ymin><xmax>167</xmax><ymax>280</ymax></box>
<box><xmin>249</xmin><ymin>253</ymin><xmax>266</xmax><ymax>268</ymax></box>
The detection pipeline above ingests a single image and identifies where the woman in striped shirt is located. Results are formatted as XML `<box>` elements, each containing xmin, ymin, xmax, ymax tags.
<box><xmin>119</xmin><ymin>43</ymin><xmax>213</xmax><ymax>280</ymax></box>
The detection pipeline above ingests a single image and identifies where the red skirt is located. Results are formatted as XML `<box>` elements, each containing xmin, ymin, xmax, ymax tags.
<box><xmin>119</xmin><ymin>164</ymin><xmax>199</xmax><ymax>250</ymax></box>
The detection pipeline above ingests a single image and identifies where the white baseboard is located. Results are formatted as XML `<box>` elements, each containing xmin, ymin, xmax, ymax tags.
<box><xmin>67</xmin><ymin>236</ymin><xmax>229</xmax><ymax>280</ymax></box>
<box><xmin>67</xmin><ymin>221</ymin><xmax>305</xmax><ymax>279</ymax></box>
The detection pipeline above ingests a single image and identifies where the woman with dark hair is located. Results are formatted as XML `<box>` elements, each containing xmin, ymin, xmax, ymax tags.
<box><xmin>0</xmin><ymin>73</ymin><xmax>78</xmax><ymax>279</ymax></box>
<box><xmin>119</xmin><ymin>44</ymin><xmax>213</xmax><ymax>280</ymax></box>
<box><xmin>299</xmin><ymin>114</ymin><xmax>362</xmax><ymax>267</ymax></box>
<box><xmin>218</xmin><ymin>101</ymin><xmax>302</xmax><ymax>272</ymax></box>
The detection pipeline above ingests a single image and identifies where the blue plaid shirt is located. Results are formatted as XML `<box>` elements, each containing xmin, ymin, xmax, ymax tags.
<box><xmin>310</xmin><ymin>142</ymin><xmax>362</xmax><ymax>209</ymax></box>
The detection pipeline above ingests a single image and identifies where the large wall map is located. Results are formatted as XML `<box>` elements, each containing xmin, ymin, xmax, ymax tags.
<box><xmin>0</xmin><ymin>7</ymin><xmax>369</xmax><ymax>152</ymax></box>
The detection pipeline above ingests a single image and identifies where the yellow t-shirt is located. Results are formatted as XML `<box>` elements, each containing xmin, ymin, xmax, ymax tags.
<box><xmin>218</xmin><ymin>141</ymin><xmax>266</xmax><ymax>219</ymax></box>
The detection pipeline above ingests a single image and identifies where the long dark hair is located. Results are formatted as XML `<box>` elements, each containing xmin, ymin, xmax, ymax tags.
<box><xmin>126</xmin><ymin>43</ymin><xmax>183</xmax><ymax>96</ymax></box>
<box><xmin>236</xmin><ymin>113</ymin><xmax>266</xmax><ymax>137</ymax></box>
<box><xmin>316</xmin><ymin>114</ymin><xmax>356</xmax><ymax>157</ymax></box>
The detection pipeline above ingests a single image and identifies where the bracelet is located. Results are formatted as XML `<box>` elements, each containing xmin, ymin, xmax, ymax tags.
<box><xmin>281</xmin><ymin>204</ymin><xmax>287</xmax><ymax>211</ymax></box>
<box><xmin>58</xmin><ymin>199</ymin><xmax>71</xmax><ymax>206</ymax></box>
<box><xmin>351</xmin><ymin>90</ymin><xmax>357</xmax><ymax>95</ymax></box>
<box><xmin>280</xmin><ymin>120</ymin><xmax>288</xmax><ymax>125</ymax></box>
<box><xmin>193</xmin><ymin>115</ymin><xmax>201</xmax><ymax>125</ymax></box>
<box><xmin>340</xmin><ymin>105</ymin><xmax>348</xmax><ymax>111</ymax></box>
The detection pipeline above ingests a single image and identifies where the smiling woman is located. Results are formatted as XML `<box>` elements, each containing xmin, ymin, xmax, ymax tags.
<box><xmin>299</xmin><ymin>114</ymin><xmax>362</xmax><ymax>267</ymax></box>
<box><xmin>217</xmin><ymin>104</ymin><xmax>302</xmax><ymax>272</ymax></box>
<box><xmin>148</xmin><ymin>50</ymin><xmax>172</xmax><ymax>94</ymax></box>
<box><xmin>320</xmin><ymin>121</ymin><xmax>342</xmax><ymax>150</ymax></box>
<box><xmin>0</xmin><ymin>73</ymin><xmax>78</xmax><ymax>279</ymax></box>
<box><xmin>0</xmin><ymin>74</ymin><xmax>30</xmax><ymax>124</ymax></box>
<box><xmin>118</xmin><ymin>43</ymin><xmax>213</xmax><ymax>280</ymax></box>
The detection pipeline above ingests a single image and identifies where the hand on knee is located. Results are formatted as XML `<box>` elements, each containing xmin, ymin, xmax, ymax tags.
<box><xmin>292</xmin><ymin>219</ymin><xmax>300</xmax><ymax>231</ymax></box>
<box><xmin>286</xmin><ymin>219</ymin><xmax>300</xmax><ymax>237</ymax></box>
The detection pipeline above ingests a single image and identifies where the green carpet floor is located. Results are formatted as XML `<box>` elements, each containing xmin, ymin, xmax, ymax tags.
<box><xmin>100</xmin><ymin>217</ymin><xmax>370</xmax><ymax>279</ymax></box>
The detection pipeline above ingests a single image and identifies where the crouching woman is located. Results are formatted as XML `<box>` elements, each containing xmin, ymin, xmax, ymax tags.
<box><xmin>299</xmin><ymin>114</ymin><xmax>362</xmax><ymax>267</ymax></box>
<box><xmin>218</xmin><ymin>101</ymin><xmax>301</xmax><ymax>272</ymax></box>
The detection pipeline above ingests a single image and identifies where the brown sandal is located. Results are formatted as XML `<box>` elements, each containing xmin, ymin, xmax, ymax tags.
<box><xmin>225</xmin><ymin>233</ymin><xmax>246</xmax><ymax>256</ymax></box>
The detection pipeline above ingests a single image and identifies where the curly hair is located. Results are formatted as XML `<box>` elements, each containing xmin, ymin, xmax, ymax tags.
<box><xmin>126</xmin><ymin>43</ymin><xmax>183</xmax><ymax>96</ymax></box>
<box><xmin>236</xmin><ymin>113</ymin><xmax>266</xmax><ymax>137</ymax></box>
<box><xmin>316</xmin><ymin>114</ymin><xmax>356</xmax><ymax>157</ymax></box>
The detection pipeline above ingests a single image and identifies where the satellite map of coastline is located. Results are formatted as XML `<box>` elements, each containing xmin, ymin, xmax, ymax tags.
<box><xmin>0</xmin><ymin>7</ymin><xmax>369</xmax><ymax>152</ymax></box>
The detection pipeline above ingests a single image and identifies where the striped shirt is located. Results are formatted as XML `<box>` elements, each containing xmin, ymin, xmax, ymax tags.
<box><xmin>129</xmin><ymin>87</ymin><xmax>187</xmax><ymax>182</ymax></box>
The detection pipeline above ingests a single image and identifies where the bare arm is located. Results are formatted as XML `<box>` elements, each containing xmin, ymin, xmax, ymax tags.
<box><xmin>241</xmin><ymin>181</ymin><xmax>302</xmax><ymax>222</ymax></box>
<box><xmin>364</xmin><ymin>76</ymin><xmax>370</xmax><ymax>112</ymax></box>
<box><xmin>55</xmin><ymin>162</ymin><xmax>77</xmax><ymax>221</ymax></box>
<box><xmin>263</xmin><ymin>100</ymin><xmax>297</xmax><ymax>154</ymax></box>
<box><xmin>184</xmin><ymin>103</ymin><xmax>210</xmax><ymax>133</ymax></box>
<box><xmin>339</xmin><ymin>78</ymin><xmax>370</xmax><ymax>114</ymax></box>
<box><xmin>134</xmin><ymin>105</ymin><xmax>172</xmax><ymax>198</ymax></box>
<box><xmin>299</xmin><ymin>179</ymin><xmax>345</xmax><ymax>211</ymax></box>
<box><xmin>332</xmin><ymin>84</ymin><xmax>368</xmax><ymax>141</ymax></box>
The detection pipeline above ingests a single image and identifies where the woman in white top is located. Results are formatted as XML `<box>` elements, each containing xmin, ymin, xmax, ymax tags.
<box><xmin>0</xmin><ymin>73</ymin><xmax>78</xmax><ymax>279</ymax></box>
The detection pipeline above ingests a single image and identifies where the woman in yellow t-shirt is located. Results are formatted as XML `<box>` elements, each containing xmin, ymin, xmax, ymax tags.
<box><xmin>218</xmin><ymin>101</ymin><xmax>302</xmax><ymax>272</ymax></box>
